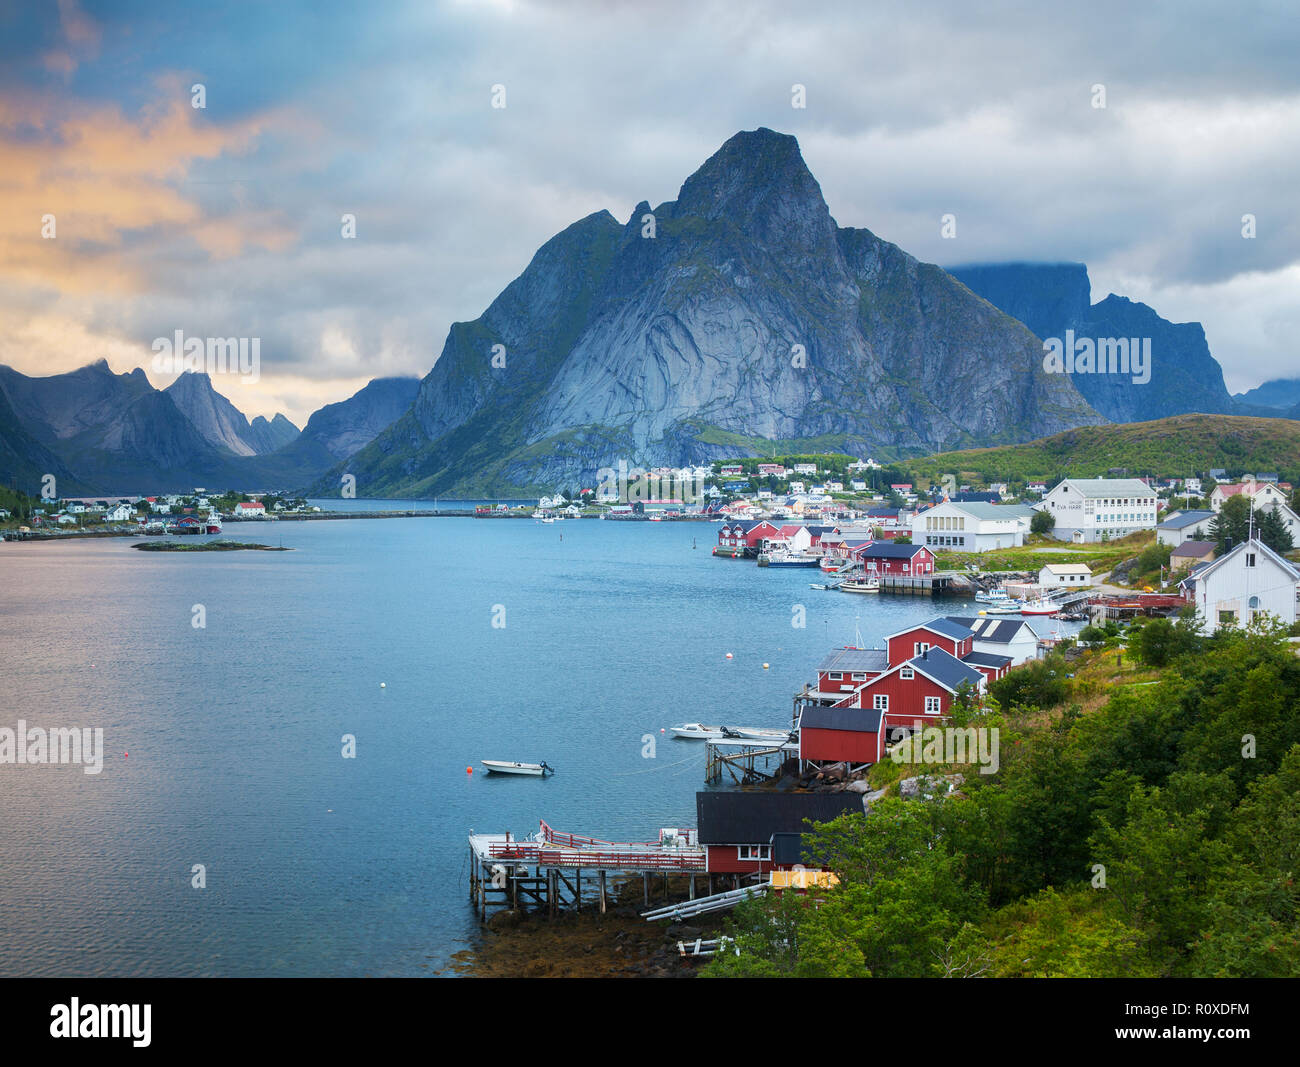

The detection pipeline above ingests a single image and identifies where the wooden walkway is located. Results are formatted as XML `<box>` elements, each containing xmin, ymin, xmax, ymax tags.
<box><xmin>467</xmin><ymin>821</ymin><xmax>706</xmax><ymax>921</ymax></box>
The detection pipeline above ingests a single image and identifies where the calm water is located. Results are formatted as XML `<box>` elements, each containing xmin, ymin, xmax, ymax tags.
<box><xmin>0</xmin><ymin>513</ymin><xmax>1064</xmax><ymax>976</ymax></box>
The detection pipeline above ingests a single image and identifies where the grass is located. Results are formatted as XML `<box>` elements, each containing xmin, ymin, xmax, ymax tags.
<box><xmin>933</xmin><ymin>530</ymin><xmax>1155</xmax><ymax>574</ymax></box>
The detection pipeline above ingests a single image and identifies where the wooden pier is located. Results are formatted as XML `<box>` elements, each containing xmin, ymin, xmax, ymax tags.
<box><xmin>875</xmin><ymin>574</ymin><xmax>960</xmax><ymax>596</ymax></box>
<box><xmin>703</xmin><ymin>738</ymin><xmax>798</xmax><ymax>786</ymax></box>
<box><xmin>467</xmin><ymin>821</ymin><xmax>706</xmax><ymax>921</ymax></box>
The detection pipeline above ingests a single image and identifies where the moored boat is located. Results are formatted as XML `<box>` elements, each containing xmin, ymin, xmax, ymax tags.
<box><xmin>481</xmin><ymin>760</ymin><xmax>553</xmax><ymax>776</ymax></box>
<box><xmin>1020</xmin><ymin>598</ymin><xmax>1061</xmax><ymax>616</ymax></box>
<box><xmin>839</xmin><ymin>577</ymin><xmax>880</xmax><ymax>593</ymax></box>
<box><xmin>731</xmin><ymin>726</ymin><xmax>795</xmax><ymax>742</ymax></box>
<box><xmin>670</xmin><ymin>722</ymin><xmax>727</xmax><ymax>740</ymax></box>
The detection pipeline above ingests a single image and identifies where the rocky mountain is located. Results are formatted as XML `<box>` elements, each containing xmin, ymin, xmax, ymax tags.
<box><xmin>947</xmin><ymin>263</ymin><xmax>1235</xmax><ymax>423</ymax></box>
<box><xmin>0</xmin><ymin>383</ymin><xmax>90</xmax><ymax>496</ymax></box>
<box><xmin>328</xmin><ymin>128</ymin><xmax>1100</xmax><ymax>498</ymax></box>
<box><xmin>248</xmin><ymin>413</ymin><xmax>301</xmax><ymax>453</ymax></box>
<box><xmin>164</xmin><ymin>371</ymin><xmax>299</xmax><ymax>456</ymax></box>
<box><xmin>0</xmin><ymin>361</ymin><xmax>244</xmax><ymax>493</ymax></box>
<box><xmin>297</xmin><ymin>377</ymin><xmax>420</xmax><ymax>460</ymax></box>
<box><xmin>0</xmin><ymin>362</ymin><xmax>407</xmax><ymax>495</ymax></box>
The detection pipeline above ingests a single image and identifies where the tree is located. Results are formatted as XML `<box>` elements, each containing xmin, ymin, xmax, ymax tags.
<box><xmin>1030</xmin><ymin>509</ymin><xmax>1055</xmax><ymax>535</ymax></box>
<box><xmin>1209</xmin><ymin>494</ymin><xmax>1251</xmax><ymax>552</ymax></box>
<box><xmin>1258</xmin><ymin>506</ymin><xmax>1294</xmax><ymax>553</ymax></box>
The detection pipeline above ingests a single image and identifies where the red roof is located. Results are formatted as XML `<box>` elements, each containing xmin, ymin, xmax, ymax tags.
<box><xmin>238</xmin><ymin>501</ymin><xmax>265</xmax><ymax>509</ymax></box>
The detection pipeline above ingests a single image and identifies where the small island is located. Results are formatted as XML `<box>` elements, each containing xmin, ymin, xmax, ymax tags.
<box><xmin>132</xmin><ymin>540</ymin><xmax>292</xmax><ymax>552</ymax></box>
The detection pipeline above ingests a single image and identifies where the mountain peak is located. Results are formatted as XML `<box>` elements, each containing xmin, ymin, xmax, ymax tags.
<box><xmin>675</xmin><ymin>128</ymin><xmax>824</xmax><ymax>221</ymax></box>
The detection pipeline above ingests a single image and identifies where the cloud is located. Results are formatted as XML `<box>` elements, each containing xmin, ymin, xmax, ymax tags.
<box><xmin>0</xmin><ymin>0</ymin><xmax>1298</xmax><ymax>431</ymax></box>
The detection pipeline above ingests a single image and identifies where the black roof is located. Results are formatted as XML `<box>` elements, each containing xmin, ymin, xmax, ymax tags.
<box><xmin>951</xmin><ymin>491</ymin><xmax>1001</xmax><ymax>503</ymax></box>
<box><xmin>695</xmin><ymin>792</ymin><xmax>863</xmax><ymax>845</ymax></box>
<box><xmin>800</xmin><ymin>706</ymin><xmax>885</xmax><ymax>733</ymax></box>
<box><xmin>946</xmin><ymin>616</ymin><xmax>1029</xmax><ymax>644</ymax></box>
<box><xmin>908</xmin><ymin>647</ymin><xmax>984</xmax><ymax>692</ymax></box>
<box><xmin>962</xmin><ymin>650</ymin><xmax>1013</xmax><ymax>668</ymax></box>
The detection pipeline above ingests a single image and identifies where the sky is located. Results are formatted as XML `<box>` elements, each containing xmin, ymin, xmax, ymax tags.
<box><xmin>1</xmin><ymin>0</ymin><xmax>1296</xmax><ymax>425</ymax></box>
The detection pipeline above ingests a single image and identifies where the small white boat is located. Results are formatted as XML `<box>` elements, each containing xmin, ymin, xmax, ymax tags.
<box><xmin>1020</xmin><ymin>598</ymin><xmax>1061</xmax><ymax>616</ymax></box>
<box><xmin>732</xmin><ymin>726</ymin><xmax>794</xmax><ymax>742</ymax></box>
<box><xmin>481</xmin><ymin>760</ymin><xmax>553</xmax><ymax>776</ymax></box>
<box><xmin>670</xmin><ymin>722</ymin><xmax>726</xmax><ymax>740</ymax></box>
<box><xmin>839</xmin><ymin>577</ymin><xmax>880</xmax><ymax>593</ymax></box>
<box><xmin>975</xmin><ymin>588</ymin><xmax>1013</xmax><ymax>605</ymax></box>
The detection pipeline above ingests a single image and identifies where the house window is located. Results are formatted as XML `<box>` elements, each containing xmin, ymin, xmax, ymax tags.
<box><xmin>738</xmin><ymin>845</ymin><xmax>771</xmax><ymax>861</ymax></box>
<box><xmin>1246</xmin><ymin>553</ymin><xmax>1256</xmax><ymax>568</ymax></box>
<box><xmin>873</xmin><ymin>694</ymin><xmax>889</xmax><ymax>711</ymax></box>
<box><xmin>925</xmin><ymin>696</ymin><xmax>941</xmax><ymax>714</ymax></box>
<box><xmin>851</xmin><ymin>672</ymin><xmax>866</xmax><ymax>681</ymax></box>
<box><xmin>914</xmin><ymin>642</ymin><xmax>930</xmax><ymax>656</ymax></box>
<box><xmin>1219</xmin><ymin>610</ymin><xmax>1237</xmax><ymax>625</ymax></box>
<box><xmin>829</xmin><ymin>672</ymin><xmax>843</xmax><ymax>681</ymax></box>
<box><xmin>900</xmin><ymin>667</ymin><xmax>914</xmax><ymax>680</ymax></box>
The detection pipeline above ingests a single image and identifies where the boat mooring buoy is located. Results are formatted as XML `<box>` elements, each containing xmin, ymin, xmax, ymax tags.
<box><xmin>466</xmin><ymin>766</ymin><xmax>473</xmax><ymax>775</ymax></box>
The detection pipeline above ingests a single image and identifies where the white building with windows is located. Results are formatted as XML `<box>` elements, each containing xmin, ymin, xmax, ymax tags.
<box><xmin>1039</xmin><ymin>563</ymin><xmax>1093</xmax><ymax>588</ymax></box>
<box><xmin>1178</xmin><ymin>538</ymin><xmax>1299</xmax><ymax>634</ymax></box>
<box><xmin>1036</xmin><ymin>477</ymin><xmax>1159</xmax><ymax>543</ymax></box>
<box><xmin>913</xmin><ymin>501</ymin><xmax>1036</xmax><ymax>552</ymax></box>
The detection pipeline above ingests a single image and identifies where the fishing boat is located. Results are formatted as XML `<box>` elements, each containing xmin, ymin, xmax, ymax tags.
<box><xmin>975</xmin><ymin>588</ymin><xmax>1014</xmax><ymax>605</ymax></box>
<box><xmin>481</xmin><ymin>760</ymin><xmax>554</xmax><ymax>776</ymax></box>
<box><xmin>205</xmin><ymin>515</ymin><xmax>223</xmax><ymax>534</ymax></box>
<box><xmin>670</xmin><ymin>722</ymin><xmax>727</xmax><ymax>740</ymax></box>
<box><xmin>758</xmin><ymin>547</ymin><xmax>820</xmax><ymax>567</ymax></box>
<box><xmin>1020</xmin><ymin>598</ymin><xmax>1061</xmax><ymax>616</ymax></box>
<box><xmin>839</xmin><ymin>576</ymin><xmax>880</xmax><ymax>594</ymax></box>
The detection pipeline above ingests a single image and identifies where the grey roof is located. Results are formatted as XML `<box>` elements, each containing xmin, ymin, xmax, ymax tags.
<box><xmin>907</xmin><ymin>647</ymin><xmax>984</xmax><ymax>692</ymax></box>
<box><xmin>695</xmin><ymin>792</ymin><xmax>863</xmax><ymax>845</ymax></box>
<box><xmin>891</xmin><ymin>617</ymin><xmax>974</xmax><ymax>643</ymax></box>
<box><xmin>1157</xmin><ymin>510</ymin><xmax>1215</xmax><ymax>530</ymax></box>
<box><xmin>799</xmin><ymin>706</ymin><xmax>885</xmax><ymax>733</ymax></box>
<box><xmin>937</xmin><ymin>501</ymin><xmax>1037</xmax><ymax>521</ymax></box>
<box><xmin>1170</xmin><ymin>540</ymin><xmax>1216</xmax><ymax>558</ymax></box>
<box><xmin>817</xmin><ymin>647</ymin><xmax>889</xmax><ymax>674</ymax></box>
<box><xmin>1060</xmin><ymin>478</ymin><xmax>1157</xmax><ymax>499</ymax></box>
<box><xmin>962</xmin><ymin>651</ymin><xmax>1013</xmax><ymax>668</ymax></box>
<box><xmin>945</xmin><ymin>616</ymin><xmax>1030</xmax><ymax>644</ymax></box>
<box><xmin>860</xmin><ymin>542</ymin><xmax>927</xmax><ymax>558</ymax></box>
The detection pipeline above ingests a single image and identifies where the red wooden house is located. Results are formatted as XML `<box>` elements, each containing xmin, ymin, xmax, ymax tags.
<box><xmin>837</xmin><ymin>646</ymin><xmax>985</xmax><ymax>736</ymax></box>
<box><xmin>857</xmin><ymin>543</ymin><xmax>935</xmax><ymax>576</ymax></box>
<box><xmin>716</xmin><ymin>519</ymin><xmax>781</xmax><ymax>550</ymax></box>
<box><xmin>813</xmin><ymin>647</ymin><xmax>888</xmax><ymax>697</ymax></box>
<box><xmin>695</xmin><ymin>792</ymin><xmax>863</xmax><ymax>876</ymax></box>
<box><xmin>799</xmin><ymin>705</ymin><xmax>886</xmax><ymax>768</ymax></box>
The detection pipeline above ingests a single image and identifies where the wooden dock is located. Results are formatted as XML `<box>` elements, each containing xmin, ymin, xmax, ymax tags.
<box><xmin>467</xmin><ymin>821</ymin><xmax>706</xmax><ymax>921</ymax></box>
<box><xmin>703</xmin><ymin>738</ymin><xmax>798</xmax><ymax>786</ymax></box>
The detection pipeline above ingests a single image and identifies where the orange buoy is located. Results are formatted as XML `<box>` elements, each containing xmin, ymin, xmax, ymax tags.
<box><xmin>762</xmin><ymin>663</ymin><xmax>770</xmax><ymax>669</ymax></box>
<box><xmin>725</xmin><ymin>652</ymin><xmax>733</xmax><ymax>659</ymax></box>
<box><xmin>466</xmin><ymin>766</ymin><xmax>473</xmax><ymax>775</ymax></box>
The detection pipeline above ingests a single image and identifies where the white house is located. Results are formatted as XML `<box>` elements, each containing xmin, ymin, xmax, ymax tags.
<box><xmin>1036</xmin><ymin>477</ymin><xmax>1159</xmax><ymax>543</ymax></box>
<box><xmin>106</xmin><ymin>504</ymin><xmax>135</xmax><ymax>522</ymax></box>
<box><xmin>913</xmin><ymin>501</ymin><xmax>1036</xmax><ymax>553</ymax></box>
<box><xmin>1209</xmin><ymin>481</ymin><xmax>1291</xmax><ymax>512</ymax></box>
<box><xmin>1183</xmin><ymin>478</ymin><xmax>1203</xmax><ymax>496</ymax></box>
<box><xmin>1178</xmin><ymin>538</ymin><xmax>1300</xmax><ymax>634</ymax></box>
<box><xmin>1039</xmin><ymin>563</ymin><xmax>1093</xmax><ymax>588</ymax></box>
<box><xmin>234</xmin><ymin>501</ymin><xmax>267</xmax><ymax>518</ymax></box>
<box><xmin>1156</xmin><ymin>510</ymin><xmax>1216</xmax><ymax>547</ymax></box>
<box><xmin>945</xmin><ymin>616</ymin><xmax>1042</xmax><ymax>666</ymax></box>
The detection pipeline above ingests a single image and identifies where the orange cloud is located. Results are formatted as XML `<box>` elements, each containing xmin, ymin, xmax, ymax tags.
<box><xmin>0</xmin><ymin>85</ymin><xmax>297</xmax><ymax>294</ymax></box>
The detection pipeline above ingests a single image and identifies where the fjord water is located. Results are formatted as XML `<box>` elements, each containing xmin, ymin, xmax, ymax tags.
<box><xmin>0</xmin><ymin>515</ymin><xmax>1046</xmax><ymax>976</ymax></box>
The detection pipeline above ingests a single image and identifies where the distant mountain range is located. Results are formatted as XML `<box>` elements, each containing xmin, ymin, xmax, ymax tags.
<box><xmin>0</xmin><ymin>361</ymin><xmax>418</xmax><ymax>495</ymax></box>
<box><xmin>1</xmin><ymin>128</ymin><xmax>1292</xmax><ymax>498</ymax></box>
<box><xmin>1233</xmin><ymin>377</ymin><xmax>1300</xmax><ymax>413</ymax></box>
